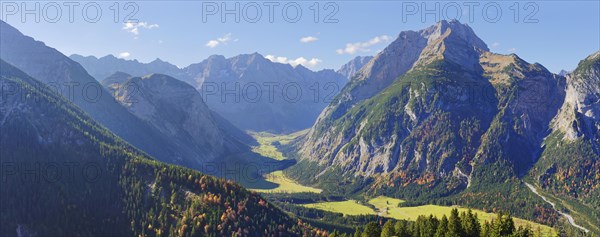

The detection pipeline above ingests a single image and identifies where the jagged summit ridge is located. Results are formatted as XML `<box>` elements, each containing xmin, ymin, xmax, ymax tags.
<box><xmin>421</xmin><ymin>19</ymin><xmax>489</xmax><ymax>51</ymax></box>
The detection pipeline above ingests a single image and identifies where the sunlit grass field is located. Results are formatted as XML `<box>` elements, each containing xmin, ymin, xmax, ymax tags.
<box><xmin>368</xmin><ymin>196</ymin><xmax>405</xmax><ymax>211</ymax></box>
<box><xmin>250</xmin><ymin>130</ymin><xmax>307</xmax><ymax>160</ymax></box>
<box><xmin>304</xmin><ymin>196</ymin><xmax>555</xmax><ymax>236</ymax></box>
<box><xmin>301</xmin><ymin>200</ymin><xmax>377</xmax><ymax>216</ymax></box>
<box><xmin>250</xmin><ymin>170</ymin><xmax>322</xmax><ymax>193</ymax></box>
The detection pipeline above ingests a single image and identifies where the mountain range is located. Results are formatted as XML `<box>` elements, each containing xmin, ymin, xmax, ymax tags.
<box><xmin>0</xmin><ymin>20</ymin><xmax>252</xmax><ymax>174</ymax></box>
<box><xmin>71</xmin><ymin>53</ymin><xmax>348</xmax><ymax>133</ymax></box>
<box><xmin>69</xmin><ymin>54</ymin><xmax>192</xmax><ymax>83</ymax></box>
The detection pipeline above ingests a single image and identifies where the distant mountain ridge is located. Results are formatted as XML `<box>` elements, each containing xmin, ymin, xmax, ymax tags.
<box><xmin>72</xmin><ymin>52</ymin><xmax>348</xmax><ymax>132</ymax></box>
<box><xmin>337</xmin><ymin>55</ymin><xmax>373</xmax><ymax>79</ymax></box>
<box><xmin>185</xmin><ymin>53</ymin><xmax>348</xmax><ymax>132</ymax></box>
<box><xmin>70</xmin><ymin>54</ymin><xmax>192</xmax><ymax>83</ymax></box>
<box><xmin>0</xmin><ymin>20</ymin><xmax>251</xmax><ymax>172</ymax></box>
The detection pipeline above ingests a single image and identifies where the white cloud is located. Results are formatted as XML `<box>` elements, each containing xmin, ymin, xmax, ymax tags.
<box><xmin>336</xmin><ymin>35</ymin><xmax>391</xmax><ymax>55</ymax></box>
<box><xmin>265</xmin><ymin>55</ymin><xmax>322</xmax><ymax>68</ymax></box>
<box><xmin>122</xmin><ymin>22</ymin><xmax>159</xmax><ymax>36</ymax></box>
<box><xmin>117</xmin><ymin>52</ymin><xmax>131</xmax><ymax>58</ymax></box>
<box><xmin>206</xmin><ymin>40</ymin><xmax>220</xmax><ymax>48</ymax></box>
<box><xmin>508</xmin><ymin>48</ymin><xmax>517</xmax><ymax>53</ymax></box>
<box><xmin>300</xmin><ymin>36</ymin><xmax>319</xmax><ymax>43</ymax></box>
<box><xmin>206</xmin><ymin>33</ymin><xmax>234</xmax><ymax>48</ymax></box>
<box><xmin>491</xmin><ymin>42</ymin><xmax>500</xmax><ymax>48</ymax></box>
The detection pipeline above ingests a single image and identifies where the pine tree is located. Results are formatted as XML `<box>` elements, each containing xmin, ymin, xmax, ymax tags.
<box><xmin>426</xmin><ymin>215</ymin><xmax>439</xmax><ymax>237</ymax></box>
<box><xmin>435</xmin><ymin>215</ymin><xmax>449</xmax><ymax>237</ymax></box>
<box><xmin>381</xmin><ymin>220</ymin><xmax>396</xmax><ymax>237</ymax></box>
<box><xmin>362</xmin><ymin>222</ymin><xmax>381</xmax><ymax>237</ymax></box>
<box><xmin>448</xmin><ymin>208</ymin><xmax>464</xmax><ymax>237</ymax></box>
<box><xmin>354</xmin><ymin>227</ymin><xmax>362</xmax><ymax>237</ymax></box>
<box><xmin>395</xmin><ymin>220</ymin><xmax>410</xmax><ymax>237</ymax></box>
<box><xmin>463</xmin><ymin>210</ymin><xmax>481</xmax><ymax>237</ymax></box>
<box><xmin>481</xmin><ymin>221</ymin><xmax>491</xmax><ymax>237</ymax></box>
<box><xmin>491</xmin><ymin>212</ymin><xmax>515</xmax><ymax>236</ymax></box>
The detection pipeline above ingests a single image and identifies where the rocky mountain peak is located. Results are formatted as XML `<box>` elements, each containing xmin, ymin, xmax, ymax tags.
<box><xmin>150</xmin><ymin>58</ymin><xmax>165</xmax><ymax>63</ymax></box>
<box><xmin>205</xmin><ymin>54</ymin><xmax>227</xmax><ymax>62</ymax></box>
<box><xmin>101</xmin><ymin>71</ymin><xmax>132</xmax><ymax>91</ymax></box>
<box><xmin>558</xmin><ymin>69</ymin><xmax>570</xmax><ymax>77</ymax></box>
<box><xmin>414</xmin><ymin>20</ymin><xmax>489</xmax><ymax>71</ymax></box>
<box><xmin>318</xmin><ymin>20</ymin><xmax>490</xmax><ymax>125</ymax></box>
<box><xmin>337</xmin><ymin>56</ymin><xmax>374</xmax><ymax>79</ymax></box>
<box><xmin>138</xmin><ymin>73</ymin><xmax>196</xmax><ymax>92</ymax></box>
<box><xmin>230</xmin><ymin>52</ymin><xmax>268</xmax><ymax>65</ymax></box>
<box><xmin>422</xmin><ymin>20</ymin><xmax>489</xmax><ymax>51</ymax></box>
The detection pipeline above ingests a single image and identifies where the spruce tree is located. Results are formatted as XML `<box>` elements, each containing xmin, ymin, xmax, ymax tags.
<box><xmin>435</xmin><ymin>215</ymin><xmax>449</xmax><ymax>237</ymax></box>
<box><xmin>448</xmin><ymin>208</ymin><xmax>464</xmax><ymax>237</ymax></box>
<box><xmin>362</xmin><ymin>222</ymin><xmax>382</xmax><ymax>237</ymax></box>
<box><xmin>381</xmin><ymin>220</ymin><xmax>396</xmax><ymax>237</ymax></box>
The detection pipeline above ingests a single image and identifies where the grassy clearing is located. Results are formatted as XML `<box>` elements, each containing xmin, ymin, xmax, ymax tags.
<box><xmin>301</xmin><ymin>200</ymin><xmax>376</xmax><ymax>216</ymax></box>
<box><xmin>250</xmin><ymin>130</ymin><xmax>308</xmax><ymax>161</ymax></box>
<box><xmin>368</xmin><ymin>196</ymin><xmax>405</xmax><ymax>212</ymax></box>
<box><xmin>301</xmin><ymin>196</ymin><xmax>554</xmax><ymax>236</ymax></box>
<box><xmin>248</xmin><ymin>130</ymin><xmax>321</xmax><ymax>193</ymax></box>
<box><xmin>250</xmin><ymin>170</ymin><xmax>322</xmax><ymax>193</ymax></box>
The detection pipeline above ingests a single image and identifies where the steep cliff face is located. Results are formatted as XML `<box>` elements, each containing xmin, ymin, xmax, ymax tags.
<box><xmin>473</xmin><ymin>53</ymin><xmax>566</xmax><ymax>173</ymax></box>
<box><xmin>337</xmin><ymin>56</ymin><xmax>373</xmax><ymax>79</ymax></box>
<box><xmin>552</xmin><ymin>51</ymin><xmax>600</xmax><ymax>144</ymax></box>
<box><xmin>529</xmin><ymin>51</ymin><xmax>600</xmax><ymax>230</ymax></box>
<box><xmin>109</xmin><ymin>73</ymin><xmax>248</xmax><ymax>167</ymax></box>
<box><xmin>293</xmin><ymin>20</ymin><xmax>565</xmax><ymax>198</ymax></box>
<box><xmin>302</xmin><ymin>21</ymin><xmax>490</xmax><ymax>161</ymax></box>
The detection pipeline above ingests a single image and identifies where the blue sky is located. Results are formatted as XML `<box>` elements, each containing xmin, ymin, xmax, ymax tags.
<box><xmin>2</xmin><ymin>1</ymin><xmax>599</xmax><ymax>73</ymax></box>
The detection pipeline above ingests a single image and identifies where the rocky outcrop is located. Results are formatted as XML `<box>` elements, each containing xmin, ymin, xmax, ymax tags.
<box><xmin>337</xmin><ymin>56</ymin><xmax>373</xmax><ymax>79</ymax></box>
<box><xmin>553</xmin><ymin>51</ymin><xmax>600</xmax><ymax>146</ymax></box>
<box><xmin>528</xmin><ymin>51</ymin><xmax>600</xmax><ymax>231</ymax></box>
